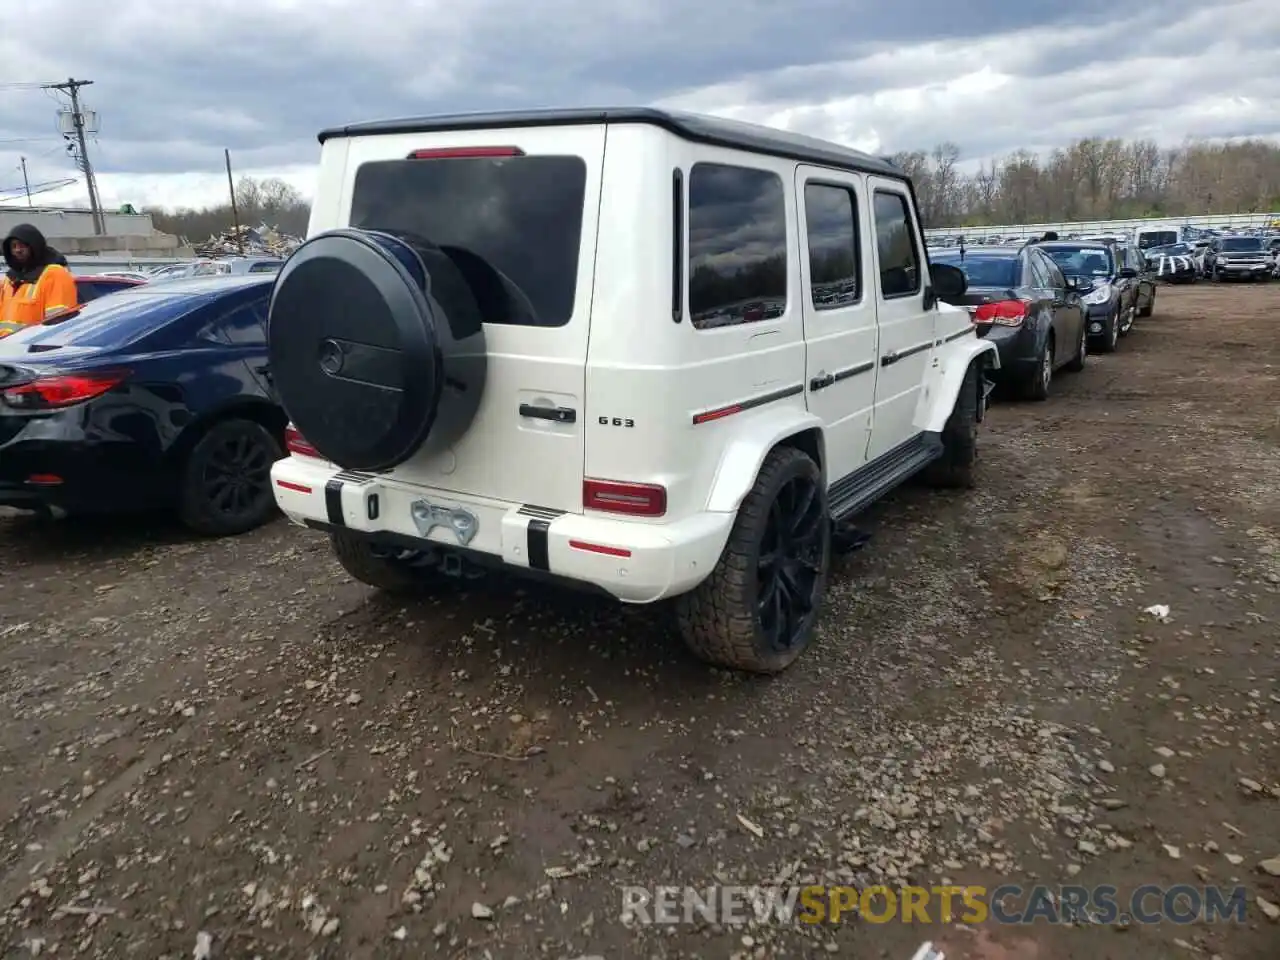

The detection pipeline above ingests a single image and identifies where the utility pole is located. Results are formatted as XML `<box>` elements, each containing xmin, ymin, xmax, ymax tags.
<box><xmin>43</xmin><ymin>77</ymin><xmax>105</xmax><ymax>236</ymax></box>
<box><xmin>19</xmin><ymin>157</ymin><xmax>32</xmax><ymax>207</ymax></box>
<box><xmin>225</xmin><ymin>149</ymin><xmax>245</xmax><ymax>254</ymax></box>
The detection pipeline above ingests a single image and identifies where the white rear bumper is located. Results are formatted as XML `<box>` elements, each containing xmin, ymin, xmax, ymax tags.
<box><xmin>271</xmin><ymin>457</ymin><xmax>734</xmax><ymax>604</ymax></box>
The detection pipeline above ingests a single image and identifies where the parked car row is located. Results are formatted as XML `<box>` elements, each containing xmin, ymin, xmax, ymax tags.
<box><xmin>929</xmin><ymin>235</ymin><xmax>1156</xmax><ymax>400</ymax></box>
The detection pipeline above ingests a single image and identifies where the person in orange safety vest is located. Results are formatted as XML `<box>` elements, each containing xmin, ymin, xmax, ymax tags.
<box><xmin>1</xmin><ymin>224</ymin><xmax>79</xmax><ymax>337</ymax></box>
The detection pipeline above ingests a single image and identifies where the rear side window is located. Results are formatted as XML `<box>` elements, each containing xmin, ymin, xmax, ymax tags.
<box><xmin>803</xmin><ymin>183</ymin><xmax>860</xmax><ymax>309</ymax></box>
<box><xmin>203</xmin><ymin>296</ymin><xmax>269</xmax><ymax>346</ymax></box>
<box><xmin>687</xmin><ymin>163</ymin><xmax>787</xmax><ymax>330</ymax></box>
<box><xmin>872</xmin><ymin>191</ymin><xmax>921</xmax><ymax>298</ymax></box>
<box><xmin>350</xmin><ymin>155</ymin><xmax>587</xmax><ymax>328</ymax></box>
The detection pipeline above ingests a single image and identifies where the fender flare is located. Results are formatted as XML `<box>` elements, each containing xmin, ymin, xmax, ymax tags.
<box><xmin>704</xmin><ymin>407</ymin><xmax>826</xmax><ymax>514</ymax></box>
<box><xmin>920</xmin><ymin>336</ymin><xmax>999</xmax><ymax>434</ymax></box>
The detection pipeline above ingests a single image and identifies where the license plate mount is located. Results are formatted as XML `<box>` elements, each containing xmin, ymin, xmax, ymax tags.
<box><xmin>410</xmin><ymin>498</ymin><xmax>479</xmax><ymax>546</ymax></box>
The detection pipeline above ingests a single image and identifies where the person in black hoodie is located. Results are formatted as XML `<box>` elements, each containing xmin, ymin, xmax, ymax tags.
<box><xmin>1</xmin><ymin>223</ymin><xmax>79</xmax><ymax>333</ymax></box>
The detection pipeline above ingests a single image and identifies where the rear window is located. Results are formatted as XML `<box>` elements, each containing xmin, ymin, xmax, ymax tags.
<box><xmin>929</xmin><ymin>253</ymin><xmax>1019</xmax><ymax>288</ymax></box>
<box><xmin>1137</xmin><ymin>231</ymin><xmax>1177</xmax><ymax>249</ymax></box>
<box><xmin>1042</xmin><ymin>246</ymin><xmax>1113</xmax><ymax>277</ymax></box>
<box><xmin>0</xmin><ymin>290</ymin><xmax>196</xmax><ymax>352</ymax></box>
<box><xmin>248</xmin><ymin>261</ymin><xmax>281</xmax><ymax>274</ymax></box>
<box><xmin>349</xmin><ymin>155</ymin><xmax>588</xmax><ymax>328</ymax></box>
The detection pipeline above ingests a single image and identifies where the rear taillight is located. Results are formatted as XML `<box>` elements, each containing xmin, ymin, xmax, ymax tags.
<box><xmin>407</xmin><ymin>146</ymin><xmax>524</xmax><ymax>160</ymax></box>
<box><xmin>284</xmin><ymin>423</ymin><xmax>321</xmax><ymax>459</ymax></box>
<box><xmin>1</xmin><ymin>369</ymin><xmax>129</xmax><ymax>410</ymax></box>
<box><xmin>973</xmin><ymin>300</ymin><xmax>1028</xmax><ymax>326</ymax></box>
<box><xmin>583</xmin><ymin>478</ymin><xmax>667</xmax><ymax>517</ymax></box>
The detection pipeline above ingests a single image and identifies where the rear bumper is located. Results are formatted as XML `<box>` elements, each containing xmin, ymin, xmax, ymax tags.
<box><xmin>978</xmin><ymin>324</ymin><xmax>1040</xmax><ymax>375</ymax></box>
<box><xmin>0</xmin><ymin>421</ymin><xmax>169</xmax><ymax>514</ymax></box>
<box><xmin>271</xmin><ymin>457</ymin><xmax>734</xmax><ymax>603</ymax></box>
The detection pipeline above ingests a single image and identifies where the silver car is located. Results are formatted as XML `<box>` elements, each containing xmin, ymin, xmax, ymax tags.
<box><xmin>191</xmin><ymin>258</ymin><xmax>283</xmax><ymax>276</ymax></box>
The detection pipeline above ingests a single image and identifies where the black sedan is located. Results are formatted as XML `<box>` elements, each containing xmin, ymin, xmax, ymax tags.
<box><xmin>0</xmin><ymin>275</ymin><xmax>286</xmax><ymax>535</ymax></box>
<box><xmin>1031</xmin><ymin>240</ymin><xmax>1140</xmax><ymax>353</ymax></box>
<box><xmin>931</xmin><ymin>245</ymin><xmax>1088</xmax><ymax>401</ymax></box>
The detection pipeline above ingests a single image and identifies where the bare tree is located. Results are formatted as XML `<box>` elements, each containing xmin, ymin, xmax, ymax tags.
<box><xmin>143</xmin><ymin>139</ymin><xmax>1280</xmax><ymax>238</ymax></box>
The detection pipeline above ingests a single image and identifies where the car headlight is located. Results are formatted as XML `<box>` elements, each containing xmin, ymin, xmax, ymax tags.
<box><xmin>1081</xmin><ymin>283</ymin><xmax>1112</xmax><ymax>305</ymax></box>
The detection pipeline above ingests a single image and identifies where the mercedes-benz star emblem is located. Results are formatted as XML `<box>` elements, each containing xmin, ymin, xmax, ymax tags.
<box><xmin>318</xmin><ymin>339</ymin><xmax>344</xmax><ymax>375</ymax></box>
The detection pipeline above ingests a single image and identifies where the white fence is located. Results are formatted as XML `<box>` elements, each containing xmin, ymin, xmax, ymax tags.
<box><xmin>67</xmin><ymin>256</ymin><xmax>192</xmax><ymax>275</ymax></box>
<box><xmin>924</xmin><ymin>212</ymin><xmax>1280</xmax><ymax>243</ymax></box>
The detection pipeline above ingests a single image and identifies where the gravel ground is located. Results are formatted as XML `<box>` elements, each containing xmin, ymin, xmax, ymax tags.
<box><xmin>0</xmin><ymin>282</ymin><xmax>1277</xmax><ymax>960</ymax></box>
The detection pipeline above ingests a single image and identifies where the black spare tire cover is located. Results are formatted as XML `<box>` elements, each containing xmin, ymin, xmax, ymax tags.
<box><xmin>267</xmin><ymin>228</ymin><xmax>487</xmax><ymax>471</ymax></box>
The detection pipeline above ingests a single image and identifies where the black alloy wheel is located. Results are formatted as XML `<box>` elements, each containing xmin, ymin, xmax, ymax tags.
<box><xmin>757</xmin><ymin>473</ymin><xmax>827</xmax><ymax>653</ymax></box>
<box><xmin>179</xmin><ymin>419</ymin><xmax>282</xmax><ymax>536</ymax></box>
<box><xmin>202</xmin><ymin>431</ymin><xmax>275</xmax><ymax>520</ymax></box>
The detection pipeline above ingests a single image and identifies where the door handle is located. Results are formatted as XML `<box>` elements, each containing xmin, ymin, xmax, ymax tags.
<box><xmin>519</xmin><ymin>403</ymin><xmax>576</xmax><ymax>424</ymax></box>
<box><xmin>809</xmin><ymin>373</ymin><xmax>834</xmax><ymax>392</ymax></box>
<box><xmin>254</xmin><ymin>364</ymin><xmax>272</xmax><ymax>383</ymax></box>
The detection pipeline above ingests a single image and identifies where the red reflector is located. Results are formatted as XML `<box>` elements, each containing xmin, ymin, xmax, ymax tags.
<box><xmin>2</xmin><ymin>370</ymin><xmax>128</xmax><ymax>410</ymax></box>
<box><xmin>692</xmin><ymin>404</ymin><xmax>743</xmax><ymax>425</ymax></box>
<box><xmin>583</xmin><ymin>478</ymin><xmax>666</xmax><ymax>517</ymax></box>
<box><xmin>569</xmin><ymin>539</ymin><xmax>632</xmax><ymax>558</ymax></box>
<box><xmin>25</xmin><ymin>473</ymin><xmax>62</xmax><ymax>486</ymax></box>
<box><xmin>276</xmin><ymin>480</ymin><xmax>312</xmax><ymax>494</ymax></box>
<box><xmin>284</xmin><ymin>424</ymin><xmax>321</xmax><ymax>459</ymax></box>
<box><xmin>407</xmin><ymin>146</ymin><xmax>525</xmax><ymax>160</ymax></box>
<box><xmin>973</xmin><ymin>300</ymin><xmax>1028</xmax><ymax>326</ymax></box>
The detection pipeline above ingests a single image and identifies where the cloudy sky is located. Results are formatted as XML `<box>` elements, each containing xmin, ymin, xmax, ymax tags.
<box><xmin>2</xmin><ymin>0</ymin><xmax>1278</xmax><ymax>212</ymax></box>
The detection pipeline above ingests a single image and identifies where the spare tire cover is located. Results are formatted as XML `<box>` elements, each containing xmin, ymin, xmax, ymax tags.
<box><xmin>267</xmin><ymin>229</ymin><xmax>486</xmax><ymax>471</ymax></box>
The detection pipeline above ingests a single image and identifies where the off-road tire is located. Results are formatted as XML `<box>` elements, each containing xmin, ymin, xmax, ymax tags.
<box><xmin>675</xmin><ymin>446</ymin><xmax>830</xmax><ymax>674</ymax></box>
<box><xmin>1064</xmin><ymin>320</ymin><xmax>1087</xmax><ymax>372</ymax></box>
<box><xmin>1020</xmin><ymin>337</ymin><xmax>1053</xmax><ymax>402</ymax></box>
<box><xmin>178</xmin><ymin>419</ymin><xmax>282</xmax><ymax>536</ymax></box>
<box><xmin>925</xmin><ymin>360</ymin><xmax>981</xmax><ymax>489</ymax></box>
<box><xmin>330</xmin><ymin>532</ymin><xmax>437</xmax><ymax>593</ymax></box>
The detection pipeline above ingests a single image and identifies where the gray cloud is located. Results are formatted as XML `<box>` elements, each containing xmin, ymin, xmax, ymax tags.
<box><xmin>1</xmin><ymin>0</ymin><xmax>1277</xmax><ymax>209</ymax></box>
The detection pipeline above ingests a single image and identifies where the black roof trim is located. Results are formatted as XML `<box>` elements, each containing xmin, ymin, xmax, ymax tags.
<box><xmin>318</xmin><ymin>107</ymin><xmax>907</xmax><ymax>181</ymax></box>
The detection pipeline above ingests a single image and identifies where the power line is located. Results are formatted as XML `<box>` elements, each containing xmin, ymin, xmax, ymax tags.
<box><xmin>41</xmin><ymin>77</ymin><xmax>105</xmax><ymax>235</ymax></box>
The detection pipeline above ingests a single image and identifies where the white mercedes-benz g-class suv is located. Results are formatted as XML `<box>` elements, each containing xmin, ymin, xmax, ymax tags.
<box><xmin>267</xmin><ymin>107</ymin><xmax>997</xmax><ymax>674</ymax></box>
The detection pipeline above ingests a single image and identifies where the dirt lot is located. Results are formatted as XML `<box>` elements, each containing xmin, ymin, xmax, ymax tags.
<box><xmin>0</xmin><ymin>282</ymin><xmax>1277</xmax><ymax>960</ymax></box>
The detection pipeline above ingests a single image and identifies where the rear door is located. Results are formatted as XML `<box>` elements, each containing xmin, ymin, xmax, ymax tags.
<box><xmin>337</xmin><ymin>125</ymin><xmax>605</xmax><ymax>514</ymax></box>
<box><xmin>794</xmin><ymin>166</ymin><xmax>876</xmax><ymax>482</ymax></box>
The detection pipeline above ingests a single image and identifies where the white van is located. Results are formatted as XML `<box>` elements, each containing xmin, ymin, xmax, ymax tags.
<box><xmin>1134</xmin><ymin>223</ymin><xmax>1189</xmax><ymax>251</ymax></box>
<box><xmin>265</xmin><ymin>108</ymin><xmax>998</xmax><ymax>673</ymax></box>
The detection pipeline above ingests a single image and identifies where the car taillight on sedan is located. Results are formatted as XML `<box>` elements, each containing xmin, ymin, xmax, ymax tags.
<box><xmin>284</xmin><ymin>423</ymin><xmax>322</xmax><ymax>459</ymax></box>
<box><xmin>972</xmin><ymin>300</ymin><xmax>1027</xmax><ymax>326</ymax></box>
<box><xmin>0</xmin><ymin>369</ymin><xmax>129</xmax><ymax>410</ymax></box>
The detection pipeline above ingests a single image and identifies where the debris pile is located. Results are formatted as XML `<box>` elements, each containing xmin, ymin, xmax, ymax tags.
<box><xmin>194</xmin><ymin>222</ymin><xmax>302</xmax><ymax>258</ymax></box>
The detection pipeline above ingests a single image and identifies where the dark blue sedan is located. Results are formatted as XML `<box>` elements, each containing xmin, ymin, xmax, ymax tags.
<box><xmin>0</xmin><ymin>275</ymin><xmax>286</xmax><ymax>535</ymax></box>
